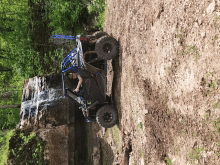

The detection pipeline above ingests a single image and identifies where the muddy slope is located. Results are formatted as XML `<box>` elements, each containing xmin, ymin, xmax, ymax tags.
<box><xmin>88</xmin><ymin>0</ymin><xmax>220</xmax><ymax>165</ymax></box>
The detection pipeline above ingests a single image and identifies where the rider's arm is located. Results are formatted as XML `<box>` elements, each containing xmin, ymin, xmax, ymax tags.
<box><xmin>74</xmin><ymin>76</ymin><xmax>83</xmax><ymax>92</ymax></box>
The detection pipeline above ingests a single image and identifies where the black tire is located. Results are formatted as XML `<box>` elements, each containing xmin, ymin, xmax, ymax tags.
<box><xmin>95</xmin><ymin>36</ymin><xmax>119</xmax><ymax>60</ymax></box>
<box><xmin>96</xmin><ymin>105</ymin><xmax>117</xmax><ymax>128</ymax></box>
<box><xmin>92</xmin><ymin>31</ymin><xmax>108</xmax><ymax>39</ymax></box>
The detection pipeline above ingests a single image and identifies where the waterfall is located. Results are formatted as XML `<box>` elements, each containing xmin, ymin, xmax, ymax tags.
<box><xmin>19</xmin><ymin>76</ymin><xmax>64</xmax><ymax>129</ymax></box>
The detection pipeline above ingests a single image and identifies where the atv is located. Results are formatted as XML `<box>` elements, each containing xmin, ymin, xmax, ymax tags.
<box><xmin>60</xmin><ymin>31</ymin><xmax>119</xmax><ymax>128</ymax></box>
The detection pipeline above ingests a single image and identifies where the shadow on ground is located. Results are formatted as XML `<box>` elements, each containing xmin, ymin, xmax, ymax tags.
<box><xmin>112</xmin><ymin>38</ymin><xmax>123</xmax><ymax>128</ymax></box>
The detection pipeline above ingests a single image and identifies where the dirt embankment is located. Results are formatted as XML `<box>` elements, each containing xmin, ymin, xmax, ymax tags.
<box><xmin>88</xmin><ymin>0</ymin><xmax>220</xmax><ymax>165</ymax></box>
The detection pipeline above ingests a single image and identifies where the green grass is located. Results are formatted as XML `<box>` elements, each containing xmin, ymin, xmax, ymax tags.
<box><xmin>112</xmin><ymin>125</ymin><xmax>121</xmax><ymax>154</ymax></box>
<box><xmin>189</xmin><ymin>147</ymin><xmax>200</xmax><ymax>163</ymax></box>
<box><xmin>214</xmin><ymin>102</ymin><xmax>219</xmax><ymax>108</ymax></box>
<box><xmin>141</xmin><ymin>150</ymin><xmax>145</xmax><ymax>159</ymax></box>
<box><xmin>0</xmin><ymin>130</ymin><xmax>14</xmax><ymax>165</ymax></box>
<box><xmin>182</xmin><ymin>45</ymin><xmax>200</xmax><ymax>61</ymax></box>
<box><xmin>176</xmin><ymin>29</ymin><xmax>185</xmax><ymax>45</ymax></box>
<box><xmin>212</xmin><ymin>117</ymin><xmax>220</xmax><ymax>134</ymax></box>
<box><xmin>165</xmin><ymin>157</ymin><xmax>173</xmax><ymax>165</ymax></box>
<box><xmin>204</xmin><ymin>110</ymin><xmax>210</xmax><ymax>120</ymax></box>
<box><xmin>112</xmin><ymin>125</ymin><xmax>119</xmax><ymax>143</ymax></box>
<box><xmin>139</xmin><ymin>122</ymin><xmax>143</xmax><ymax>129</ymax></box>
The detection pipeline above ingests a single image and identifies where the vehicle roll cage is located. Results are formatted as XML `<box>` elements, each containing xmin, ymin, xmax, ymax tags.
<box><xmin>57</xmin><ymin>34</ymin><xmax>85</xmax><ymax>97</ymax></box>
<box><xmin>54</xmin><ymin>34</ymin><xmax>108</xmax><ymax>122</ymax></box>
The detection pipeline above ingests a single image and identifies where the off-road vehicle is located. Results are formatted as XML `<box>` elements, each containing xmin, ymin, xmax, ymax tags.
<box><xmin>60</xmin><ymin>31</ymin><xmax>119</xmax><ymax>128</ymax></box>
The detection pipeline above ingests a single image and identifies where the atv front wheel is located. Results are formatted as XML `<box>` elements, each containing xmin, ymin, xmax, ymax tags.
<box><xmin>96</xmin><ymin>105</ymin><xmax>117</xmax><ymax>128</ymax></box>
<box><xmin>95</xmin><ymin>36</ymin><xmax>119</xmax><ymax>60</ymax></box>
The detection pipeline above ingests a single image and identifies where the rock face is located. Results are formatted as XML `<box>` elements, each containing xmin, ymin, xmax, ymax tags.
<box><xmin>19</xmin><ymin>75</ymin><xmax>66</xmax><ymax>129</ymax></box>
<box><xmin>16</xmin><ymin>74</ymin><xmax>87</xmax><ymax>165</ymax></box>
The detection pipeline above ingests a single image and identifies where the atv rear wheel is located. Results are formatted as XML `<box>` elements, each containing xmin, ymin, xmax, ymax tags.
<box><xmin>96</xmin><ymin>105</ymin><xmax>117</xmax><ymax>128</ymax></box>
<box><xmin>95</xmin><ymin>36</ymin><xmax>119</xmax><ymax>60</ymax></box>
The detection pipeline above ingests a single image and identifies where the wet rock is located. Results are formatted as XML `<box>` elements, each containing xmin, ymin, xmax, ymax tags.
<box><xmin>14</xmin><ymin>74</ymin><xmax>81</xmax><ymax>164</ymax></box>
<box><xmin>206</xmin><ymin>1</ymin><xmax>216</xmax><ymax>14</ymax></box>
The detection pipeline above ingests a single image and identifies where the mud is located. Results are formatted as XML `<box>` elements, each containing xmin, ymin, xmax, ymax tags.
<box><xmin>87</xmin><ymin>0</ymin><xmax>220</xmax><ymax>164</ymax></box>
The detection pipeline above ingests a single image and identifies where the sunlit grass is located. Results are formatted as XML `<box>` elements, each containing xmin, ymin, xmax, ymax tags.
<box><xmin>0</xmin><ymin>130</ymin><xmax>14</xmax><ymax>165</ymax></box>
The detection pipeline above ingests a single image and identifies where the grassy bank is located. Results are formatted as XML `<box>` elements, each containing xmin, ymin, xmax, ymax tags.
<box><xmin>0</xmin><ymin>130</ymin><xmax>13</xmax><ymax>165</ymax></box>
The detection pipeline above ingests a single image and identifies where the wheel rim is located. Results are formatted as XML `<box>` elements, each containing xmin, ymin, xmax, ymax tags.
<box><xmin>102</xmin><ymin>43</ymin><xmax>113</xmax><ymax>53</ymax></box>
<box><xmin>103</xmin><ymin>112</ymin><xmax>113</xmax><ymax>122</ymax></box>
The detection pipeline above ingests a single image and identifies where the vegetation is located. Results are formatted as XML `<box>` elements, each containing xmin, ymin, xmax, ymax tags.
<box><xmin>0</xmin><ymin>130</ymin><xmax>13</xmax><ymax>165</ymax></box>
<box><xmin>139</xmin><ymin>122</ymin><xmax>143</xmax><ymax>129</ymax></box>
<box><xmin>112</xmin><ymin>125</ymin><xmax>121</xmax><ymax>154</ymax></box>
<box><xmin>188</xmin><ymin>147</ymin><xmax>200</xmax><ymax>163</ymax></box>
<box><xmin>165</xmin><ymin>157</ymin><xmax>173</xmax><ymax>165</ymax></box>
<box><xmin>0</xmin><ymin>0</ymin><xmax>107</xmax><ymax>164</ymax></box>
<box><xmin>7</xmin><ymin>130</ymin><xmax>49</xmax><ymax>165</ymax></box>
<box><xmin>141</xmin><ymin>150</ymin><xmax>145</xmax><ymax>159</ymax></box>
<box><xmin>88</xmin><ymin>0</ymin><xmax>107</xmax><ymax>30</ymax></box>
<box><xmin>183</xmin><ymin>45</ymin><xmax>200</xmax><ymax>61</ymax></box>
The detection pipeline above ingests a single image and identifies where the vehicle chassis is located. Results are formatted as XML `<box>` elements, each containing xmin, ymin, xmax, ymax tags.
<box><xmin>61</xmin><ymin>32</ymin><xmax>119</xmax><ymax>127</ymax></box>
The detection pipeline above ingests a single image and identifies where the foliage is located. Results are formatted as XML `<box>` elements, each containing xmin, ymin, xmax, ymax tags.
<box><xmin>0</xmin><ymin>108</ymin><xmax>20</xmax><ymax>130</ymax></box>
<box><xmin>88</xmin><ymin>0</ymin><xmax>107</xmax><ymax>30</ymax></box>
<box><xmin>0</xmin><ymin>0</ymin><xmax>33</xmax><ymax>79</ymax></box>
<box><xmin>0</xmin><ymin>0</ymin><xmax>107</xmax><ymax>81</ymax></box>
<box><xmin>8</xmin><ymin>129</ymin><xmax>49</xmax><ymax>165</ymax></box>
<box><xmin>94</xmin><ymin>7</ymin><xmax>107</xmax><ymax>30</ymax></box>
<box><xmin>0</xmin><ymin>0</ymin><xmax>107</xmax><ymax>164</ymax></box>
<box><xmin>0</xmin><ymin>74</ymin><xmax>23</xmax><ymax>130</ymax></box>
<box><xmin>0</xmin><ymin>130</ymin><xmax>14</xmax><ymax>165</ymax></box>
<box><xmin>47</xmin><ymin>0</ymin><xmax>89</xmax><ymax>35</ymax></box>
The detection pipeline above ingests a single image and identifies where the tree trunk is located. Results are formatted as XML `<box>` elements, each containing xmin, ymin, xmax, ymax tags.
<box><xmin>0</xmin><ymin>69</ymin><xmax>12</xmax><ymax>72</ymax></box>
<box><xmin>0</xmin><ymin>91</ymin><xmax>14</xmax><ymax>98</ymax></box>
<box><xmin>0</xmin><ymin>104</ymin><xmax>21</xmax><ymax>109</ymax></box>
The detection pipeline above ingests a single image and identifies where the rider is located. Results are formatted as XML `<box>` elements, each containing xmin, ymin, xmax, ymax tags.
<box><xmin>69</xmin><ymin>72</ymin><xmax>83</xmax><ymax>92</ymax></box>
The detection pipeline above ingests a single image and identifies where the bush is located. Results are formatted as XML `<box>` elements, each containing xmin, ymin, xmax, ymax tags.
<box><xmin>8</xmin><ymin>130</ymin><xmax>49</xmax><ymax>165</ymax></box>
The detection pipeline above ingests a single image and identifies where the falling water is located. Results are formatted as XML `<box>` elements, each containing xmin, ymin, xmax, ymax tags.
<box><xmin>19</xmin><ymin>76</ymin><xmax>64</xmax><ymax>128</ymax></box>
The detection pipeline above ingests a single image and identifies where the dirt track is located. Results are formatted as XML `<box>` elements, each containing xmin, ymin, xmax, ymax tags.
<box><xmin>87</xmin><ymin>0</ymin><xmax>220</xmax><ymax>164</ymax></box>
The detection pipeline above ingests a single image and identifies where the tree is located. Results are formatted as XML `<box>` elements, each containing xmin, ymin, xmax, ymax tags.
<box><xmin>0</xmin><ymin>104</ymin><xmax>21</xmax><ymax>109</ymax></box>
<box><xmin>0</xmin><ymin>64</ymin><xmax>12</xmax><ymax>72</ymax></box>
